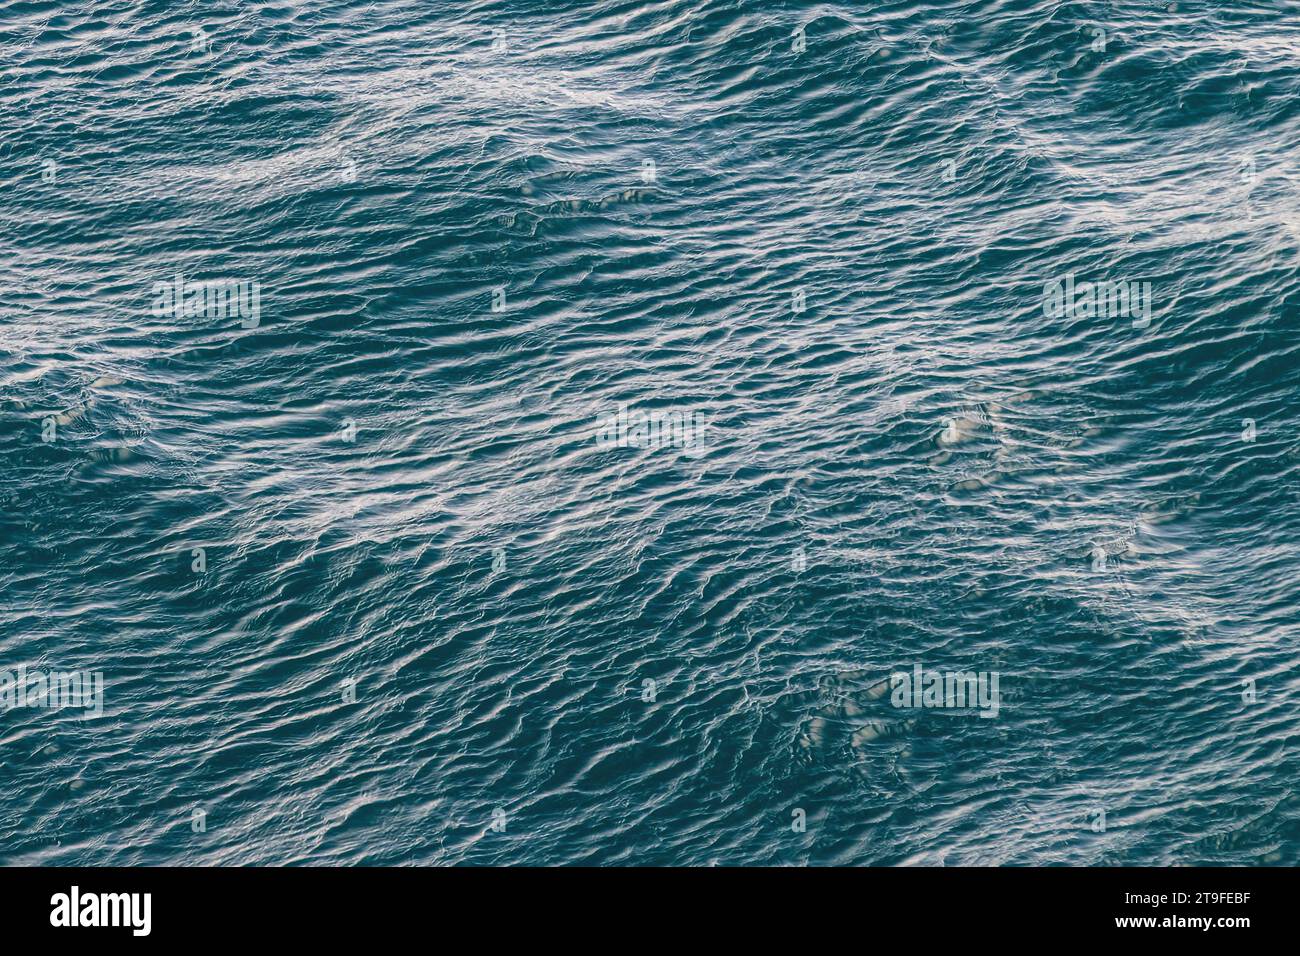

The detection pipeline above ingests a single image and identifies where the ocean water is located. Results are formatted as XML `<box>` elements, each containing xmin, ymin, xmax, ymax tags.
<box><xmin>2</xmin><ymin>0</ymin><xmax>1299</xmax><ymax>866</ymax></box>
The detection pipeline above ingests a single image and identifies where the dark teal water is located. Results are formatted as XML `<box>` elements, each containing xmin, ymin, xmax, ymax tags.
<box><xmin>2</xmin><ymin>0</ymin><xmax>1299</xmax><ymax>865</ymax></box>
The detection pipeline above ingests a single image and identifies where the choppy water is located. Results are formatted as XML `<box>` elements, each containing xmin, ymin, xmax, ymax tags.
<box><xmin>2</xmin><ymin>0</ymin><xmax>1299</xmax><ymax>866</ymax></box>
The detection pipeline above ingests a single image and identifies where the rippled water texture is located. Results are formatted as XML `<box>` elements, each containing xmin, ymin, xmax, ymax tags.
<box><xmin>2</xmin><ymin>0</ymin><xmax>1299</xmax><ymax>865</ymax></box>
